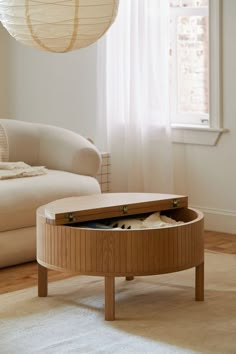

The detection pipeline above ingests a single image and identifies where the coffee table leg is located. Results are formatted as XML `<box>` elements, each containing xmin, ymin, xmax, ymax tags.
<box><xmin>195</xmin><ymin>262</ymin><xmax>204</xmax><ymax>301</ymax></box>
<box><xmin>105</xmin><ymin>276</ymin><xmax>115</xmax><ymax>321</ymax></box>
<box><xmin>38</xmin><ymin>263</ymin><xmax>48</xmax><ymax>297</ymax></box>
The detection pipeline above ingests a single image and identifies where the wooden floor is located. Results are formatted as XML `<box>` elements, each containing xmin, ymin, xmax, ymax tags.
<box><xmin>0</xmin><ymin>230</ymin><xmax>235</xmax><ymax>295</ymax></box>
<box><xmin>204</xmin><ymin>230</ymin><xmax>236</xmax><ymax>254</ymax></box>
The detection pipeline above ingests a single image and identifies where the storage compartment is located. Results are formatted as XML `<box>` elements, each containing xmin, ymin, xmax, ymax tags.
<box><xmin>37</xmin><ymin>204</ymin><xmax>204</xmax><ymax>276</ymax></box>
<box><xmin>68</xmin><ymin>208</ymin><xmax>189</xmax><ymax>230</ymax></box>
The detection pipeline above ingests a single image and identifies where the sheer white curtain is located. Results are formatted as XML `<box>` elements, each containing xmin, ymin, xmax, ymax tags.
<box><xmin>97</xmin><ymin>0</ymin><xmax>173</xmax><ymax>193</ymax></box>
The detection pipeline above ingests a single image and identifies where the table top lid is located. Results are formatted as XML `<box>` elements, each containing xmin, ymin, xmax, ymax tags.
<box><xmin>43</xmin><ymin>193</ymin><xmax>188</xmax><ymax>225</ymax></box>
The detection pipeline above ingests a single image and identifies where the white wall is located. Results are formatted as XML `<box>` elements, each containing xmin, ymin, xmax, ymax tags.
<box><xmin>7</xmin><ymin>35</ymin><xmax>98</xmax><ymax>140</ymax></box>
<box><xmin>173</xmin><ymin>0</ymin><xmax>236</xmax><ymax>233</ymax></box>
<box><xmin>0</xmin><ymin>25</ymin><xmax>9</xmax><ymax>117</ymax></box>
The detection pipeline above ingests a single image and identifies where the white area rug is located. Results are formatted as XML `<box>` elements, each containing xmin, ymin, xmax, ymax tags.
<box><xmin>1</xmin><ymin>251</ymin><xmax>236</xmax><ymax>354</ymax></box>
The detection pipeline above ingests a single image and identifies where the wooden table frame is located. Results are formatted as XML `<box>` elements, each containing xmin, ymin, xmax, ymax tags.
<box><xmin>37</xmin><ymin>195</ymin><xmax>204</xmax><ymax>321</ymax></box>
<box><xmin>38</xmin><ymin>262</ymin><xmax>204</xmax><ymax>321</ymax></box>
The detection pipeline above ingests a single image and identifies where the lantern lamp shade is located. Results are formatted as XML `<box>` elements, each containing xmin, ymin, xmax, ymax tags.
<box><xmin>0</xmin><ymin>0</ymin><xmax>119</xmax><ymax>53</ymax></box>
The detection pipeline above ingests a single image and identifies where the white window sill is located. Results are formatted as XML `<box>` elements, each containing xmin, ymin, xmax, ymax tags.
<box><xmin>171</xmin><ymin>125</ymin><xmax>228</xmax><ymax>146</ymax></box>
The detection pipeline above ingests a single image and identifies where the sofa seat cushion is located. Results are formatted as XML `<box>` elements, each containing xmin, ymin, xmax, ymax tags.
<box><xmin>0</xmin><ymin>170</ymin><xmax>101</xmax><ymax>232</ymax></box>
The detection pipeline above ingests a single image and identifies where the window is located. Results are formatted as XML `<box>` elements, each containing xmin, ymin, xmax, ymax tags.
<box><xmin>169</xmin><ymin>0</ymin><xmax>225</xmax><ymax>145</ymax></box>
<box><xmin>169</xmin><ymin>0</ymin><xmax>209</xmax><ymax>126</ymax></box>
<box><xmin>101</xmin><ymin>0</ymin><xmax>224</xmax><ymax>146</ymax></box>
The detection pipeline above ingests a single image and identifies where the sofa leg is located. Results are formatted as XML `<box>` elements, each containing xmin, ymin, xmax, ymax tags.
<box><xmin>38</xmin><ymin>263</ymin><xmax>48</xmax><ymax>297</ymax></box>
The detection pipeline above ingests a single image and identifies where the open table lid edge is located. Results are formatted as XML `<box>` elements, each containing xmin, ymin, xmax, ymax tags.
<box><xmin>44</xmin><ymin>193</ymin><xmax>188</xmax><ymax>225</ymax></box>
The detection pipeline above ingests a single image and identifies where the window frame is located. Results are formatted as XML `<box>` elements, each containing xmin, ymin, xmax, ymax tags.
<box><xmin>169</xmin><ymin>5</ymin><xmax>209</xmax><ymax>127</ymax></box>
<box><xmin>170</xmin><ymin>0</ymin><xmax>227</xmax><ymax>146</ymax></box>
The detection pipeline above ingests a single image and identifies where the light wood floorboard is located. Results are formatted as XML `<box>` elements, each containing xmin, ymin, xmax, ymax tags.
<box><xmin>204</xmin><ymin>231</ymin><xmax>236</xmax><ymax>254</ymax></box>
<box><xmin>0</xmin><ymin>231</ymin><xmax>235</xmax><ymax>294</ymax></box>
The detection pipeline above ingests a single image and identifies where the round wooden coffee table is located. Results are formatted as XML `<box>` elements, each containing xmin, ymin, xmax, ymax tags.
<box><xmin>37</xmin><ymin>194</ymin><xmax>204</xmax><ymax>321</ymax></box>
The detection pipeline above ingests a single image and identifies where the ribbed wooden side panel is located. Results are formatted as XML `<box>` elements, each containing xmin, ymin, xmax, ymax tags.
<box><xmin>37</xmin><ymin>207</ymin><xmax>204</xmax><ymax>276</ymax></box>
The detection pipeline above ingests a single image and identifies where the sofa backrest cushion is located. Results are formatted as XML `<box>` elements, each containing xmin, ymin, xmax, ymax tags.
<box><xmin>0</xmin><ymin>120</ymin><xmax>40</xmax><ymax>165</ymax></box>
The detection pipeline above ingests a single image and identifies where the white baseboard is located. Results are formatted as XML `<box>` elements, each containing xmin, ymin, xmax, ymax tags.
<box><xmin>190</xmin><ymin>205</ymin><xmax>236</xmax><ymax>234</ymax></box>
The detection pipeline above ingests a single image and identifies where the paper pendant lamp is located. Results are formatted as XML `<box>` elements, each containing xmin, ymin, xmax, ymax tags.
<box><xmin>0</xmin><ymin>0</ymin><xmax>119</xmax><ymax>53</ymax></box>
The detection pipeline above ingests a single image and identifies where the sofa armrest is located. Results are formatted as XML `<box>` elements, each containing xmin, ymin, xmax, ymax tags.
<box><xmin>0</xmin><ymin>119</ymin><xmax>101</xmax><ymax>177</ymax></box>
<box><xmin>38</xmin><ymin>124</ymin><xmax>101</xmax><ymax>176</ymax></box>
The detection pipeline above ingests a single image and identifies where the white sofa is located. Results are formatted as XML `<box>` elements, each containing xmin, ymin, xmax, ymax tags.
<box><xmin>0</xmin><ymin>119</ymin><xmax>101</xmax><ymax>268</ymax></box>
